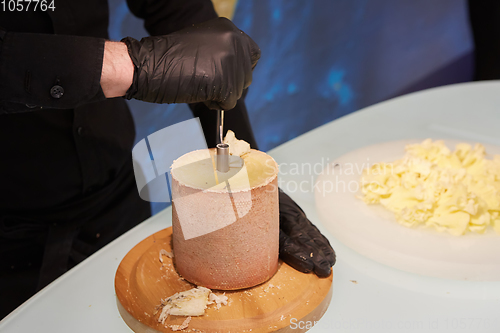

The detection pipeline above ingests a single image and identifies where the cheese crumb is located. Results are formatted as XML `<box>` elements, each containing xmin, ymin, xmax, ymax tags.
<box><xmin>263</xmin><ymin>283</ymin><xmax>275</xmax><ymax>293</ymax></box>
<box><xmin>159</xmin><ymin>249</ymin><xmax>174</xmax><ymax>263</ymax></box>
<box><xmin>360</xmin><ymin>139</ymin><xmax>500</xmax><ymax>235</ymax></box>
<box><xmin>170</xmin><ymin>316</ymin><xmax>191</xmax><ymax>331</ymax></box>
<box><xmin>208</xmin><ymin>292</ymin><xmax>228</xmax><ymax>310</ymax></box>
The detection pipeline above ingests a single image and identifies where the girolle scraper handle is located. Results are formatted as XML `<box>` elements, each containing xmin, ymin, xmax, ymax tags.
<box><xmin>216</xmin><ymin>110</ymin><xmax>230</xmax><ymax>173</ymax></box>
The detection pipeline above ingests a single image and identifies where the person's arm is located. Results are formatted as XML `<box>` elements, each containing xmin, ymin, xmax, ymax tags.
<box><xmin>0</xmin><ymin>17</ymin><xmax>260</xmax><ymax>112</ymax></box>
<box><xmin>0</xmin><ymin>33</ymin><xmax>134</xmax><ymax>111</ymax></box>
<box><xmin>100</xmin><ymin>41</ymin><xmax>134</xmax><ymax>98</ymax></box>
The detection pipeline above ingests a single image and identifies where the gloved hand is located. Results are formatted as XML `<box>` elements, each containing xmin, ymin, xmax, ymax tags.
<box><xmin>121</xmin><ymin>17</ymin><xmax>260</xmax><ymax>110</ymax></box>
<box><xmin>279</xmin><ymin>190</ymin><xmax>336</xmax><ymax>277</ymax></box>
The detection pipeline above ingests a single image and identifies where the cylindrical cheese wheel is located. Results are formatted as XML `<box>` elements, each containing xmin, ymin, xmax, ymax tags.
<box><xmin>170</xmin><ymin>148</ymin><xmax>279</xmax><ymax>290</ymax></box>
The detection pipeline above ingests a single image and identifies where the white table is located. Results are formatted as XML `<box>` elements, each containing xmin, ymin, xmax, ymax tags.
<box><xmin>2</xmin><ymin>81</ymin><xmax>500</xmax><ymax>333</ymax></box>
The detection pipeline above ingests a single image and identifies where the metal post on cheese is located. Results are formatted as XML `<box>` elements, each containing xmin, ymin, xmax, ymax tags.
<box><xmin>216</xmin><ymin>143</ymin><xmax>230</xmax><ymax>173</ymax></box>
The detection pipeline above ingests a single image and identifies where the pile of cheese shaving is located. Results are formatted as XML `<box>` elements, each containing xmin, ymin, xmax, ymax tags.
<box><xmin>360</xmin><ymin>139</ymin><xmax>500</xmax><ymax>236</ymax></box>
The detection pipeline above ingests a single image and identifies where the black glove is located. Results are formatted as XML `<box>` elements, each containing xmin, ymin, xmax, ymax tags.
<box><xmin>121</xmin><ymin>17</ymin><xmax>261</xmax><ymax>110</ymax></box>
<box><xmin>279</xmin><ymin>190</ymin><xmax>336</xmax><ymax>277</ymax></box>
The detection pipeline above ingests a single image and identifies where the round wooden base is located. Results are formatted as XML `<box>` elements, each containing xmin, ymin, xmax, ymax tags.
<box><xmin>115</xmin><ymin>228</ymin><xmax>333</xmax><ymax>332</ymax></box>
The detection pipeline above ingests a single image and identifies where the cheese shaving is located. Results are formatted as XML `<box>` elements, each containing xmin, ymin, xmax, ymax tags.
<box><xmin>157</xmin><ymin>286</ymin><xmax>229</xmax><ymax>326</ymax></box>
<box><xmin>169</xmin><ymin>316</ymin><xmax>192</xmax><ymax>331</ymax></box>
<box><xmin>223</xmin><ymin>130</ymin><xmax>251</xmax><ymax>156</ymax></box>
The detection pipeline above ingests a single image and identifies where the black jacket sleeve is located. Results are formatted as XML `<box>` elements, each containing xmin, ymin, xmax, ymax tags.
<box><xmin>0</xmin><ymin>31</ymin><xmax>106</xmax><ymax>114</ymax></box>
<box><xmin>126</xmin><ymin>0</ymin><xmax>218</xmax><ymax>36</ymax></box>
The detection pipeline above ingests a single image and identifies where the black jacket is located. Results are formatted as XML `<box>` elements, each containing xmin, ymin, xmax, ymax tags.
<box><xmin>0</xmin><ymin>0</ymin><xmax>218</xmax><ymax>319</ymax></box>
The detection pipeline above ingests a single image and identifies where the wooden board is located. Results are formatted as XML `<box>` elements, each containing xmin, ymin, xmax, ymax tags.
<box><xmin>315</xmin><ymin>139</ymin><xmax>500</xmax><ymax>281</ymax></box>
<box><xmin>115</xmin><ymin>228</ymin><xmax>333</xmax><ymax>333</ymax></box>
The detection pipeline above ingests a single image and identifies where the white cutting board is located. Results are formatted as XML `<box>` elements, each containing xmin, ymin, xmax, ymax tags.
<box><xmin>315</xmin><ymin>139</ymin><xmax>500</xmax><ymax>281</ymax></box>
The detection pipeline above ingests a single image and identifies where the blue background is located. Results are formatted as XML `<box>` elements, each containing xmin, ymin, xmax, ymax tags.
<box><xmin>108</xmin><ymin>0</ymin><xmax>473</xmax><ymax>214</ymax></box>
